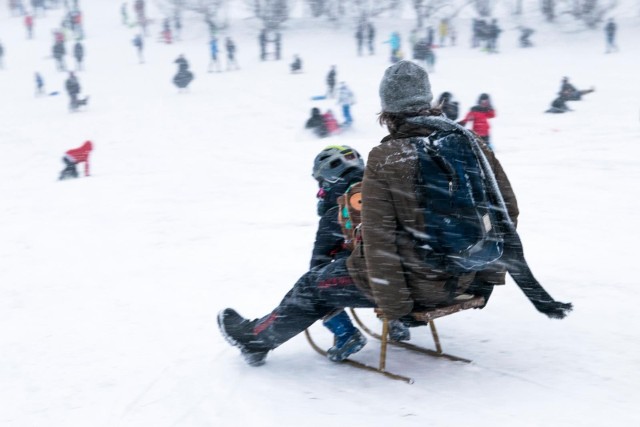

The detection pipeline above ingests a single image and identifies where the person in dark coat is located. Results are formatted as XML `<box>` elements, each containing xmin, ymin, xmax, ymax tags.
<box><xmin>216</xmin><ymin>61</ymin><xmax>540</xmax><ymax>369</ymax></box>
<box><xmin>53</xmin><ymin>40</ymin><xmax>66</xmax><ymax>71</ymax></box>
<box><xmin>0</xmin><ymin>41</ymin><xmax>4</xmax><ymax>69</ymax></box>
<box><xmin>73</xmin><ymin>41</ymin><xmax>84</xmax><ymax>71</ymax></box>
<box><xmin>518</xmin><ymin>27</ymin><xmax>534</xmax><ymax>47</ymax></box>
<box><xmin>437</xmin><ymin>91</ymin><xmax>459</xmax><ymax>121</ymax></box>
<box><xmin>326</xmin><ymin>65</ymin><xmax>336</xmax><ymax>98</ymax></box>
<box><xmin>367</xmin><ymin>22</ymin><xmax>375</xmax><ymax>55</ymax></box>
<box><xmin>35</xmin><ymin>72</ymin><xmax>45</xmax><ymax>95</ymax></box>
<box><xmin>290</xmin><ymin>54</ymin><xmax>302</xmax><ymax>73</ymax></box>
<box><xmin>259</xmin><ymin>29</ymin><xmax>267</xmax><ymax>61</ymax></box>
<box><xmin>604</xmin><ymin>18</ymin><xmax>618</xmax><ymax>53</ymax></box>
<box><xmin>65</xmin><ymin>71</ymin><xmax>88</xmax><ymax>110</ymax></box>
<box><xmin>305</xmin><ymin>107</ymin><xmax>328</xmax><ymax>138</ymax></box>
<box><xmin>559</xmin><ymin>77</ymin><xmax>594</xmax><ymax>101</ymax></box>
<box><xmin>173</xmin><ymin>54</ymin><xmax>194</xmax><ymax>90</ymax></box>
<box><xmin>355</xmin><ymin>23</ymin><xmax>364</xmax><ymax>56</ymax></box>
<box><xmin>132</xmin><ymin>33</ymin><xmax>144</xmax><ymax>63</ymax></box>
<box><xmin>225</xmin><ymin>37</ymin><xmax>238</xmax><ymax>70</ymax></box>
<box><xmin>486</xmin><ymin>19</ymin><xmax>501</xmax><ymax>53</ymax></box>
<box><xmin>546</xmin><ymin>95</ymin><xmax>571</xmax><ymax>114</ymax></box>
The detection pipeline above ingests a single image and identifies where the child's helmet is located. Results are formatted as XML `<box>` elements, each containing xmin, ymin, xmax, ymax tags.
<box><xmin>313</xmin><ymin>145</ymin><xmax>364</xmax><ymax>184</ymax></box>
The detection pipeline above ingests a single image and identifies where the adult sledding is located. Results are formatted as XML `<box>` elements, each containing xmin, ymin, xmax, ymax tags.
<box><xmin>218</xmin><ymin>61</ymin><xmax>572</xmax><ymax>378</ymax></box>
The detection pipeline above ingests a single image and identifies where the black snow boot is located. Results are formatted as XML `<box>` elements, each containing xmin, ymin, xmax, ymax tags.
<box><xmin>217</xmin><ymin>308</ymin><xmax>271</xmax><ymax>367</ymax></box>
<box><xmin>388</xmin><ymin>319</ymin><xmax>411</xmax><ymax>342</ymax></box>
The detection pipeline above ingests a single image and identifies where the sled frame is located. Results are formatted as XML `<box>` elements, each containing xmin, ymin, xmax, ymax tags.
<box><xmin>305</xmin><ymin>296</ymin><xmax>485</xmax><ymax>384</ymax></box>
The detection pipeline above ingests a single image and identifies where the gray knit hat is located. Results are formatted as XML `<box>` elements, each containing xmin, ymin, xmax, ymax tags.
<box><xmin>379</xmin><ymin>60</ymin><xmax>433</xmax><ymax>113</ymax></box>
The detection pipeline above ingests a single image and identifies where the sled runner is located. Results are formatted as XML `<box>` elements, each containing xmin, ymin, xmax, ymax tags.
<box><xmin>305</xmin><ymin>295</ymin><xmax>486</xmax><ymax>384</ymax></box>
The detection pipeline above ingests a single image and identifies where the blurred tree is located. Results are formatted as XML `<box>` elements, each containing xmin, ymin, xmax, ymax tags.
<box><xmin>155</xmin><ymin>0</ymin><xmax>229</xmax><ymax>32</ymax></box>
<box><xmin>247</xmin><ymin>0</ymin><xmax>291</xmax><ymax>29</ymax></box>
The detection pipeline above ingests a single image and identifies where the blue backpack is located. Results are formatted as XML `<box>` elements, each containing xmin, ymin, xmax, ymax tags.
<box><xmin>413</xmin><ymin>130</ymin><xmax>504</xmax><ymax>274</ymax></box>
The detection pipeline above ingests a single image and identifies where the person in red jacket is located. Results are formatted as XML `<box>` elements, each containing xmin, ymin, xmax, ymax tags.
<box><xmin>59</xmin><ymin>140</ymin><xmax>93</xmax><ymax>180</ymax></box>
<box><xmin>24</xmin><ymin>13</ymin><xmax>34</xmax><ymax>39</ymax></box>
<box><xmin>459</xmin><ymin>93</ymin><xmax>495</xmax><ymax>150</ymax></box>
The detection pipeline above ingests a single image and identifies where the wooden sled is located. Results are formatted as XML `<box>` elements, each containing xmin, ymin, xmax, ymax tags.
<box><xmin>305</xmin><ymin>295</ymin><xmax>486</xmax><ymax>384</ymax></box>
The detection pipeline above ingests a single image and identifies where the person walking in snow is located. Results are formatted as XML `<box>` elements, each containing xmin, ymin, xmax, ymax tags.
<box><xmin>132</xmin><ymin>33</ymin><xmax>144</xmax><ymax>63</ymax></box>
<box><xmin>52</xmin><ymin>40</ymin><xmax>66</xmax><ymax>71</ymax></box>
<box><xmin>459</xmin><ymin>93</ymin><xmax>496</xmax><ymax>150</ymax></box>
<box><xmin>355</xmin><ymin>23</ymin><xmax>364</xmax><ymax>56</ymax></box>
<box><xmin>367</xmin><ymin>22</ymin><xmax>375</xmax><ymax>55</ymax></box>
<box><xmin>0</xmin><ymin>41</ymin><xmax>4</xmax><ymax>69</ymax></box>
<box><xmin>59</xmin><ymin>140</ymin><xmax>93</xmax><ymax>180</ymax></box>
<box><xmin>35</xmin><ymin>72</ymin><xmax>45</xmax><ymax>95</ymax></box>
<box><xmin>486</xmin><ymin>19</ymin><xmax>501</xmax><ymax>53</ymax></box>
<box><xmin>24</xmin><ymin>13</ymin><xmax>34</xmax><ymax>39</ymax></box>
<box><xmin>225</xmin><ymin>37</ymin><xmax>238</xmax><ymax>70</ymax></box>
<box><xmin>208</xmin><ymin>37</ymin><xmax>220</xmax><ymax>72</ymax></box>
<box><xmin>604</xmin><ymin>18</ymin><xmax>618</xmax><ymax>53</ymax></box>
<box><xmin>216</xmin><ymin>61</ymin><xmax>542</xmax><ymax>368</ymax></box>
<box><xmin>73</xmin><ymin>40</ymin><xmax>84</xmax><ymax>71</ymax></box>
<box><xmin>120</xmin><ymin>2</ymin><xmax>128</xmax><ymax>26</ymax></box>
<box><xmin>325</xmin><ymin>65</ymin><xmax>336</xmax><ymax>98</ymax></box>
<box><xmin>65</xmin><ymin>71</ymin><xmax>88</xmax><ymax>110</ymax></box>
<box><xmin>384</xmin><ymin>31</ymin><xmax>401</xmax><ymax>63</ymax></box>
<box><xmin>337</xmin><ymin>82</ymin><xmax>355</xmax><ymax>126</ymax></box>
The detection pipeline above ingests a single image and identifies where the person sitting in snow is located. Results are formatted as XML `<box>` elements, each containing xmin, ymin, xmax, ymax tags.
<box><xmin>559</xmin><ymin>77</ymin><xmax>594</xmax><ymax>101</ymax></box>
<box><xmin>59</xmin><ymin>140</ymin><xmax>93</xmax><ymax>180</ymax></box>
<box><xmin>546</xmin><ymin>95</ymin><xmax>571</xmax><ymax>114</ymax></box>
<box><xmin>173</xmin><ymin>54</ymin><xmax>194</xmax><ymax>90</ymax></box>
<box><xmin>305</xmin><ymin>107</ymin><xmax>328</xmax><ymax>138</ymax></box>
<box><xmin>290</xmin><ymin>55</ymin><xmax>302</xmax><ymax>73</ymax></box>
<box><xmin>65</xmin><ymin>71</ymin><xmax>89</xmax><ymax>110</ymax></box>
<box><xmin>217</xmin><ymin>61</ymin><xmax>548</xmax><ymax>368</ymax></box>
<box><xmin>322</xmin><ymin>110</ymin><xmax>340</xmax><ymax>135</ymax></box>
<box><xmin>436</xmin><ymin>91</ymin><xmax>459</xmax><ymax>121</ymax></box>
<box><xmin>311</xmin><ymin>145</ymin><xmax>411</xmax><ymax>359</ymax></box>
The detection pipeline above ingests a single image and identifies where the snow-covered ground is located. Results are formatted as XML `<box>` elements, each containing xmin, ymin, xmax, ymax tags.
<box><xmin>1</xmin><ymin>1</ymin><xmax>639</xmax><ymax>426</ymax></box>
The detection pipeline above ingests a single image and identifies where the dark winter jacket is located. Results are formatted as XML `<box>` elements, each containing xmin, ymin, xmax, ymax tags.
<box><xmin>311</xmin><ymin>168</ymin><xmax>364</xmax><ymax>269</ymax></box>
<box><xmin>437</xmin><ymin>92</ymin><xmax>459</xmax><ymax>121</ymax></box>
<box><xmin>305</xmin><ymin>108</ymin><xmax>328</xmax><ymax>138</ymax></box>
<box><xmin>551</xmin><ymin>97</ymin><xmax>569</xmax><ymax>111</ymax></box>
<box><xmin>173</xmin><ymin>69</ymin><xmax>194</xmax><ymax>88</ymax></box>
<box><xmin>605</xmin><ymin>21</ymin><xmax>616</xmax><ymax>38</ymax></box>
<box><xmin>175</xmin><ymin>56</ymin><xmax>189</xmax><ymax>72</ymax></box>
<box><xmin>459</xmin><ymin>105</ymin><xmax>495</xmax><ymax>137</ymax></box>
<box><xmin>65</xmin><ymin>75</ymin><xmax>80</xmax><ymax>96</ymax></box>
<box><xmin>347</xmin><ymin>119</ymin><xmax>519</xmax><ymax>320</ymax></box>
<box><xmin>326</xmin><ymin>69</ymin><xmax>336</xmax><ymax>87</ymax></box>
<box><xmin>53</xmin><ymin>42</ymin><xmax>65</xmax><ymax>59</ymax></box>
<box><xmin>74</xmin><ymin>42</ymin><xmax>84</xmax><ymax>61</ymax></box>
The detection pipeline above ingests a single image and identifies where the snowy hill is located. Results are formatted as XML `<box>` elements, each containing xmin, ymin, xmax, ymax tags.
<box><xmin>1</xmin><ymin>1</ymin><xmax>639</xmax><ymax>426</ymax></box>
